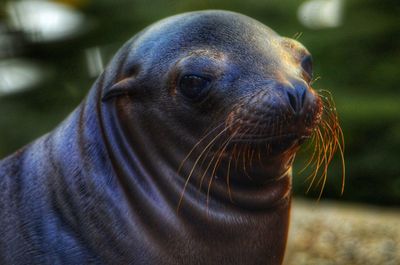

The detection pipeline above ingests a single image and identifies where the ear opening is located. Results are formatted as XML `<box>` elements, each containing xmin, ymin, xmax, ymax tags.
<box><xmin>101</xmin><ymin>78</ymin><xmax>135</xmax><ymax>102</ymax></box>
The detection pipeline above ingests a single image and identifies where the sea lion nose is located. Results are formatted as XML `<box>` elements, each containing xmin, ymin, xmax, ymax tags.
<box><xmin>285</xmin><ymin>81</ymin><xmax>308</xmax><ymax>114</ymax></box>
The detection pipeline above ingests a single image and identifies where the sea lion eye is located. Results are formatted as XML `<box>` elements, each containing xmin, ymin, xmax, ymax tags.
<box><xmin>179</xmin><ymin>75</ymin><xmax>211</xmax><ymax>101</ymax></box>
<box><xmin>301</xmin><ymin>55</ymin><xmax>313</xmax><ymax>83</ymax></box>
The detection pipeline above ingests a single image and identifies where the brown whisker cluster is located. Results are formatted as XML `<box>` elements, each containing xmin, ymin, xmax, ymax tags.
<box><xmin>177</xmin><ymin>89</ymin><xmax>345</xmax><ymax>212</ymax></box>
<box><xmin>177</xmin><ymin>100</ymin><xmax>293</xmax><ymax>212</ymax></box>
<box><xmin>301</xmin><ymin>89</ymin><xmax>345</xmax><ymax>199</ymax></box>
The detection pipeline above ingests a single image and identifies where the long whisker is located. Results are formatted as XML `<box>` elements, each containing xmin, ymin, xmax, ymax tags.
<box><xmin>198</xmin><ymin>129</ymin><xmax>240</xmax><ymax>192</ymax></box>
<box><xmin>177</xmin><ymin>121</ymin><xmax>238</xmax><ymax>211</ymax></box>
<box><xmin>177</xmin><ymin>122</ymin><xmax>225</xmax><ymax>174</ymax></box>
<box><xmin>206</xmin><ymin>131</ymin><xmax>238</xmax><ymax>213</ymax></box>
<box><xmin>306</xmin><ymin>128</ymin><xmax>324</xmax><ymax>193</ymax></box>
<box><xmin>317</xmin><ymin>123</ymin><xmax>331</xmax><ymax>200</ymax></box>
<box><xmin>321</xmin><ymin>119</ymin><xmax>345</xmax><ymax>195</ymax></box>
<box><xmin>302</xmin><ymin>89</ymin><xmax>345</xmax><ymax>199</ymax></box>
<box><xmin>299</xmin><ymin>132</ymin><xmax>318</xmax><ymax>174</ymax></box>
<box><xmin>226</xmin><ymin>152</ymin><xmax>234</xmax><ymax>202</ymax></box>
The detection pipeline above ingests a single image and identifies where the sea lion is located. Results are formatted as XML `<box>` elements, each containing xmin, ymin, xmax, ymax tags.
<box><xmin>0</xmin><ymin>10</ymin><xmax>343</xmax><ymax>265</ymax></box>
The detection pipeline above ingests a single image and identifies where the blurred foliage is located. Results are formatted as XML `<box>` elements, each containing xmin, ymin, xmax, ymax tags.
<box><xmin>0</xmin><ymin>0</ymin><xmax>399</xmax><ymax>205</ymax></box>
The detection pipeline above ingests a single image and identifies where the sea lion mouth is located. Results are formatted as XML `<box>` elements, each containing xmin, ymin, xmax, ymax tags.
<box><xmin>230</xmin><ymin>132</ymin><xmax>312</xmax><ymax>144</ymax></box>
<box><xmin>229</xmin><ymin>133</ymin><xmax>302</xmax><ymax>154</ymax></box>
<box><xmin>223</xmin><ymin>132</ymin><xmax>315</xmax><ymax>159</ymax></box>
<box><xmin>226</xmin><ymin>122</ymin><xmax>315</xmax><ymax>150</ymax></box>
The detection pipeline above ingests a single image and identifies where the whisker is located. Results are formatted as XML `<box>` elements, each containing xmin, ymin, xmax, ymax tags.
<box><xmin>206</xmin><ymin>131</ymin><xmax>238</xmax><ymax>213</ymax></box>
<box><xmin>177</xmin><ymin>121</ymin><xmax>238</xmax><ymax>211</ymax></box>
<box><xmin>305</xmin><ymin>128</ymin><xmax>324</xmax><ymax>193</ymax></box>
<box><xmin>302</xmin><ymin>89</ymin><xmax>345</xmax><ymax>199</ymax></box>
<box><xmin>177</xmin><ymin>122</ymin><xmax>225</xmax><ymax>174</ymax></box>
<box><xmin>226</xmin><ymin>152</ymin><xmax>234</xmax><ymax>203</ymax></box>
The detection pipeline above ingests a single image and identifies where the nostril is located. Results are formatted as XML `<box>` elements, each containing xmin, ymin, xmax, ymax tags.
<box><xmin>285</xmin><ymin>82</ymin><xmax>309</xmax><ymax>114</ymax></box>
<box><xmin>287</xmin><ymin>90</ymin><xmax>298</xmax><ymax>113</ymax></box>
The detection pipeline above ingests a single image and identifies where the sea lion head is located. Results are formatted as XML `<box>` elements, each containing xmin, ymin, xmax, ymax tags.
<box><xmin>101</xmin><ymin>10</ymin><xmax>341</xmax><ymax>207</ymax></box>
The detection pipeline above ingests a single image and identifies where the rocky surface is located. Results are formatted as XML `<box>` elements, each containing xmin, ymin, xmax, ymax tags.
<box><xmin>284</xmin><ymin>199</ymin><xmax>400</xmax><ymax>265</ymax></box>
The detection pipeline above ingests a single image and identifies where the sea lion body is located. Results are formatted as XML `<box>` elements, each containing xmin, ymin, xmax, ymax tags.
<box><xmin>0</xmin><ymin>11</ymin><xmax>322</xmax><ymax>264</ymax></box>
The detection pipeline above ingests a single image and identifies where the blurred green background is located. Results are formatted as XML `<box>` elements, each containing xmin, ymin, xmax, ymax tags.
<box><xmin>0</xmin><ymin>0</ymin><xmax>399</xmax><ymax>206</ymax></box>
